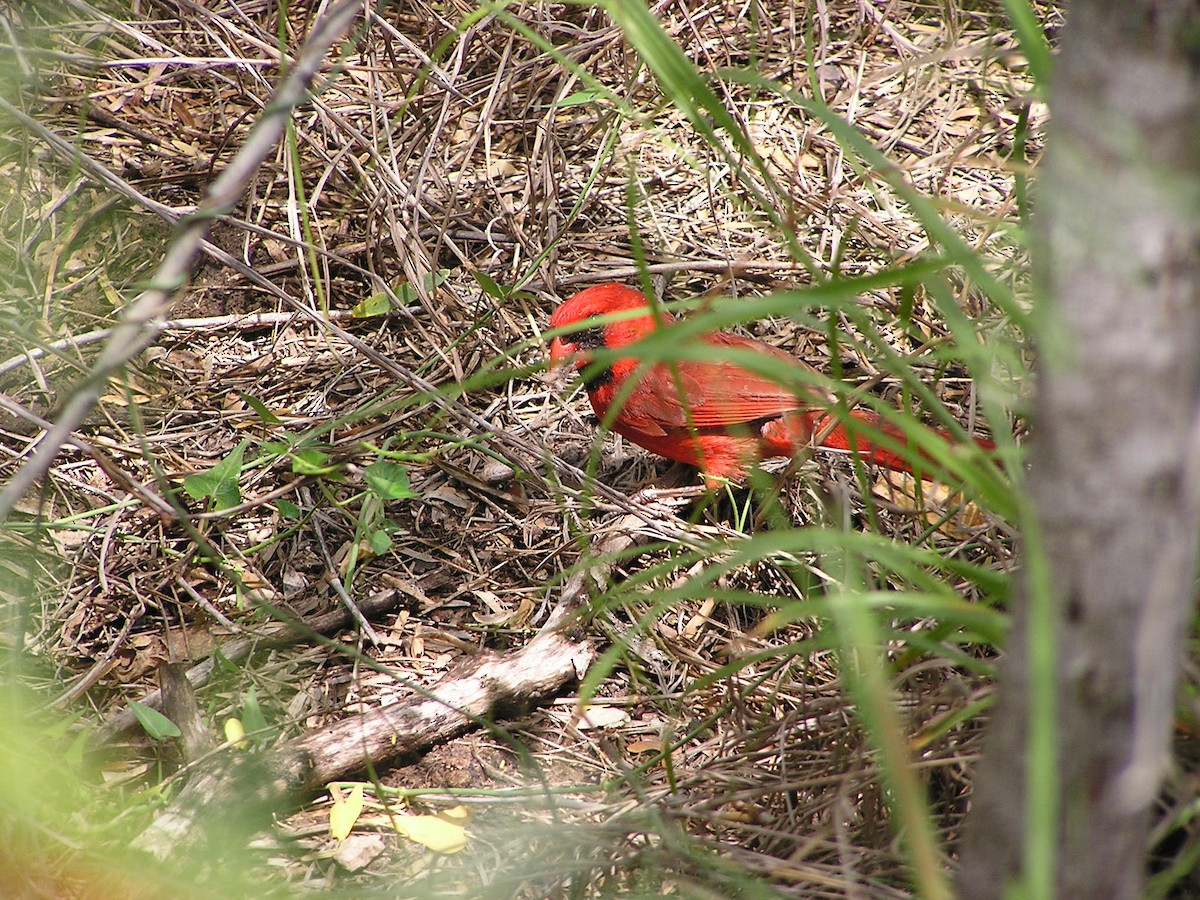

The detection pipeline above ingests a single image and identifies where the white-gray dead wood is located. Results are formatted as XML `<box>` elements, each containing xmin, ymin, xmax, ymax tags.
<box><xmin>132</xmin><ymin>628</ymin><xmax>596</xmax><ymax>859</ymax></box>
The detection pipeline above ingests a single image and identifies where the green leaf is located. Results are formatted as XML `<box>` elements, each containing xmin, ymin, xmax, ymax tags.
<box><xmin>369</xmin><ymin>529</ymin><xmax>393</xmax><ymax>555</ymax></box>
<box><xmin>276</xmin><ymin>499</ymin><xmax>302</xmax><ymax>519</ymax></box>
<box><xmin>183</xmin><ymin>440</ymin><xmax>247</xmax><ymax>510</ymax></box>
<box><xmin>351</xmin><ymin>292</ymin><xmax>393</xmax><ymax>318</ymax></box>
<box><xmin>129</xmin><ymin>700</ymin><xmax>181</xmax><ymax>741</ymax></box>
<box><xmin>472</xmin><ymin>271</ymin><xmax>505</xmax><ymax>299</ymax></box>
<box><xmin>554</xmin><ymin>89</ymin><xmax>605</xmax><ymax>108</ymax></box>
<box><xmin>364</xmin><ymin>460</ymin><xmax>418</xmax><ymax>501</ymax></box>
<box><xmin>237</xmin><ymin>392</ymin><xmax>283</xmax><ymax>425</ymax></box>
<box><xmin>241</xmin><ymin>688</ymin><xmax>269</xmax><ymax>740</ymax></box>
<box><xmin>291</xmin><ymin>447</ymin><xmax>338</xmax><ymax>475</ymax></box>
<box><xmin>396</xmin><ymin>269</ymin><xmax>452</xmax><ymax>305</ymax></box>
<box><xmin>354</xmin><ymin>270</ymin><xmax>451</xmax><ymax>316</ymax></box>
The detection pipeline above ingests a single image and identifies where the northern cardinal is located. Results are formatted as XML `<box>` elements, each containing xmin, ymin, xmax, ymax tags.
<box><xmin>548</xmin><ymin>283</ymin><xmax>993</xmax><ymax>487</ymax></box>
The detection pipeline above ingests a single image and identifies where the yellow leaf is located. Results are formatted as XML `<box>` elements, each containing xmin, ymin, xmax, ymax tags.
<box><xmin>438</xmin><ymin>805</ymin><xmax>472</xmax><ymax>826</ymax></box>
<box><xmin>627</xmin><ymin>740</ymin><xmax>663</xmax><ymax>754</ymax></box>
<box><xmin>223</xmin><ymin>718</ymin><xmax>247</xmax><ymax>749</ymax></box>
<box><xmin>329</xmin><ymin>783</ymin><xmax>365</xmax><ymax>842</ymax></box>
<box><xmin>874</xmin><ymin>471</ymin><xmax>988</xmax><ymax>539</ymax></box>
<box><xmin>393</xmin><ymin>814</ymin><xmax>467</xmax><ymax>854</ymax></box>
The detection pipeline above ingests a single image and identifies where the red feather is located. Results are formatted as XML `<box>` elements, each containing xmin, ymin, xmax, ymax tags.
<box><xmin>548</xmin><ymin>283</ymin><xmax>993</xmax><ymax>486</ymax></box>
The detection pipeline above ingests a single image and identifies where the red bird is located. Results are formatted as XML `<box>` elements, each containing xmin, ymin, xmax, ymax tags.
<box><xmin>548</xmin><ymin>283</ymin><xmax>993</xmax><ymax>487</ymax></box>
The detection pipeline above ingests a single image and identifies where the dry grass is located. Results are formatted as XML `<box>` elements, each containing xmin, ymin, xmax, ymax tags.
<box><xmin>0</xmin><ymin>0</ymin><xmax>1057</xmax><ymax>896</ymax></box>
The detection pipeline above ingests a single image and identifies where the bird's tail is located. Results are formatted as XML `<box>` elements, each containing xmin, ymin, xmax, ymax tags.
<box><xmin>797</xmin><ymin>408</ymin><xmax>994</xmax><ymax>474</ymax></box>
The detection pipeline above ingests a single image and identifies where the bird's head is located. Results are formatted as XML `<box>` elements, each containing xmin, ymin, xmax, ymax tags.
<box><xmin>547</xmin><ymin>283</ymin><xmax>667</xmax><ymax>370</ymax></box>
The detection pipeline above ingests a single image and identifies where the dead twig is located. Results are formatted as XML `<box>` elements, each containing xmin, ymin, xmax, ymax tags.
<box><xmin>0</xmin><ymin>0</ymin><xmax>364</xmax><ymax>522</ymax></box>
<box><xmin>129</xmin><ymin>514</ymin><xmax>655</xmax><ymax>859</ymax></box>
<box><xmin>89</xmin><ymin>589</ymin><xmax>406</xmax><ymax>748</ymax></box>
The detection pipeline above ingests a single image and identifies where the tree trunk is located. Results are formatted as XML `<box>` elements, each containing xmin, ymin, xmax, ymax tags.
<box><xmin>957</xmin><ymin>2</ymin><xmax>1200</xmax><ymax>897</ymax></box>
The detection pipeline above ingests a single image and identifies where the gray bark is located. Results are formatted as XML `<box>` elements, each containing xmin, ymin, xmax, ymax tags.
<box><xmin>958</xmin><ymin>2</ymin><xmax>1200</xmax><ymax>897</ymax></box>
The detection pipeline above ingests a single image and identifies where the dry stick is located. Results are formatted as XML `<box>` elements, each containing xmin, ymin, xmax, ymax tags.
<box><xmin>0</xmin><ymin>0</ymin><xmax>364</xmax><ymax>524</ymax></box>
<box><xmin>0</xmin><ymin>391</ymin><xmax>176</xmax><ymax>517</ymax></box>
<box><xmin>0</xmin><ymin>41</ymin><xmax>748</xmax><ymax>557</ymax></box>
<box><xmin>132</xmin><ymin>629</ymin><xmax>596</xmax><ymax>858</ymax></box>
<box><xmin>0</xmin><ymin>100</ymin><xmax>716</xmax><ymax>556</ymax></box>
<box><xmin>0</xmin><ymin>310</ymin><xmax>363</xmax><ymax>380</ymax></box>
<box><xmin>130</xmin><ymin>523</ymin><xmax>643</xmax><ymax>859</ymax></box>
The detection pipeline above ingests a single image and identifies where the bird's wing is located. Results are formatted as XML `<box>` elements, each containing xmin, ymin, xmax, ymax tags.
<box><xmin>618</xmin><ymin>332</ymin><xmax>829</xmax><ymax>434</ymax></box>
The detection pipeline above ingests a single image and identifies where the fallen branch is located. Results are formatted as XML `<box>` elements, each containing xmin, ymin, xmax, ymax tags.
<box><xmin>129</xmin><ymin>518</ymin><xmax>650</xmax><ymax>858</ymax></box>
<box><xmin>132</xmin><ymin>626</ymin><xmax>596</xmax><ymax>859</ymax></box>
